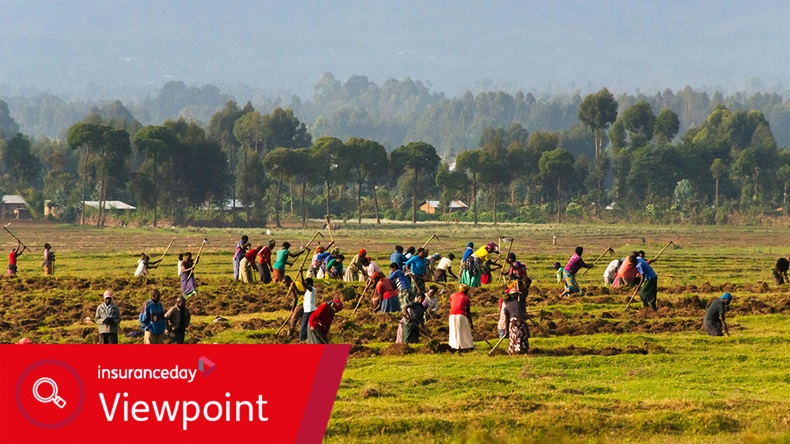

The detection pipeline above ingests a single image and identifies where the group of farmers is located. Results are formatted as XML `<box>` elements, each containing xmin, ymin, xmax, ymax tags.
<box><xmin>4</xmin><ymin>230</ymin><xmax>736</xmax><ymax>346</ymax></box>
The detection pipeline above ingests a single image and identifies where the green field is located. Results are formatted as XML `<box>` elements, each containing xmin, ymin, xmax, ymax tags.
<box><xmin>3</xmin><ymin>220</ymin><xmax>790</xmax><ymax>443</ymax></box>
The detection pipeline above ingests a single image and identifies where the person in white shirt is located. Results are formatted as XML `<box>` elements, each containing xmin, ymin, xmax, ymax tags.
<box><xmin>603</xmin><ymin>259</ymin><xmax>622</xmax><ymax>286</ymax></box>
<box><xmin>434</xmin><ymin>253</ymin><xmax>458</xmax><ymax>282</ymax></box>
<box><xmin>299</xmin><ymin>278</ymin><xmax>317</xmax><ymax>342</ymax></box>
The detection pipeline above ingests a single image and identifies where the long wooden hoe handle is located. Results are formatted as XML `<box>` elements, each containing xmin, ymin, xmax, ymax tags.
<box><xmin>581</xmin><ymin>247</ymin><xmax>613</xmax><ymax>276</ymax></box>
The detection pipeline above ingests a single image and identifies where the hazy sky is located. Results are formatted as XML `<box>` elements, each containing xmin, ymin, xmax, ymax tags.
<box><xmin>2</xmin><ymin>0</ymin><xmax>789</xmax><ymax>98</ymax></box>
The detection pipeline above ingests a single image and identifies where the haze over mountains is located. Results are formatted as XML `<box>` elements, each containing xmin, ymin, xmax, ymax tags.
<box><xmin>2</xmin><ymin>0</ymin><xmax>790</xmax><ymax>100</ymax></box>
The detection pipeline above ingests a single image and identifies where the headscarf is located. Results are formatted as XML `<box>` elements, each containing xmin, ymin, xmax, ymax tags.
<box><xmin>720</xmin><ymin>292</ymin><xmax>732</xmax><ymax>301</ymax></box>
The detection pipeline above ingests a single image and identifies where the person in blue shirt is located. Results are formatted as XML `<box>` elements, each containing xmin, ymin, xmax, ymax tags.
<box><xmin>462</xmin><ymin>242</ymin><xmax>475</xmax><ymax>262</ymax></box>
<box><xmin>406</xmin><ymin>248</ymin><xmax>428</xmax><ymax>293</ymax></box>
<box><xmin>635</xmin><ymin>253</ymin><xmax>658</xmax><ymax>311</ymax></box>
<box><xmin>389</xmin><ymin>262</ymin><xmax>413</xmax><ymax>307</ymax></box>
<box><xmin>390</xmin><ymin>245</ymin><xmax>407</xmax><ymax>271</ymax></box>
<box><xmin>140</xmin><ymin>289</ymin><xmax>166</xmax><ymax>344</ymax></box>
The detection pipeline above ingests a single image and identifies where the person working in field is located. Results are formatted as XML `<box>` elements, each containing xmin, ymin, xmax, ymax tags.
<box><xmin>282</xmin><ymin>275</ymin><xmax>305</xmax><ymax>338</ymax></box>
<box><xmin>614</xmin><ymin>251</ymin><xmax>640</xmax><ymax>287</ymax></box>
<box><xmin>326</xmin><ymin>254</ymin><xmax>345</xmax><ymax>279</ymax></box>
<box><xmin>389</xmin><ymin>262</ymin><xmax>413</xmax><ymax>307</ymax></box>
<box><xmin>95</xmin><ymin>290</ymin><xmax>121</xmax><ymax>344</ymax></box>
<box><xmin>272</xmin><ymin>242</ymin><xmax>304</xmax><ymax>282</ymax></box>
<box><xmin>390</xmin><ymin>245</ymin><xmax>407</xmax><ymax>271</ymax></box>
<box><xmin>562</xmin><ymin>246</ymin><xmax>593</xmax><ymax>296</ymax></box>
<box><xmin>772</xmin><ymin>256</ymin><xmax>790</xmax><ymax>285</ymax></box>
<box><xmin>256</xmin><ymin>240</ymin><xmax>275</xmax><ymax>284</ymax></box>
<box><xmin>344</xmin><ymin>249</ymin><xmax>368</xmax><ymax>282</ymax></box>
<box><xmin>165</xmin><ymin>296</ymin><xmax>191</xmax><ymax>344</ymax></box>
<box><xmin>635</xmin><ymin>252</ymin><xmax>658</xmax><ymax>311</ymax></box>
<box><xmin>232</xmin><ymin>235</ymin><xmax>250</xmax><ymax>280</ymax></box>
<box><xmin>42</xmin><ymin>243</ymin><xmax>55</xmax><ymax>275</ymax></box>
<box><xmin>502</xmin><ymin>287</ymin><xmax>529</xmax><ymax>354</ymax></box>
<box><xmin>503</xmin><ymin>252</ymin><xmax>531</xmax><ymax>310</ymax></box>
<box><xmin>364</xmin><ymin>255</ymin><xmax>382</xmax><ymax>278</ymax></box>
<box><xmin>406</xmin><ymin>247</ymin><xmax>428</xmax><ymax>293</ymax></box>
<box><xmin>703</xmin><ymin>292</ymin><xmax>732</xmax><ymax>336</ymax></box>
<box><xmin>179</xmin><ymin>252</ymin><xmax>198</xmax><ymax>298</ymax></box>
<box><xmin>134</xmin><ymin>253</ymin><xmax>162</xmax><ymax>277</ymax></box>
<box><xmin>603</xmin><ymin>258</ymin><xmax>622</xmax><ymax>286</ymax></box>
<box><xmin>372</xmin><ymin>271</ymin><xmax>400</xmax><ymax>313</ymax></box>
<box><xmin>8</xmin><ymin>241</ymin><xmax>24</xmax><ymax>276</ymax></box>
<box><xmin>299</xmin><ymin>277</ymin><xmax>317</xmax><ymax>342</ymax></box>
<box><xmin>307</xmin><ymin>299</ymin><xmax>343</xmax><ymax>344</ymax></box>
<box><xmin>553</xmin><ymin>261</ymin><xmax>563</xmax><ymax>283</ymax></box>
<box><xmin>434</xmin><ymin>253</ymin><xmax>458</xmax><ymax>282</ymax></box>
<box><xmin>448</xmin><ymin>284</ymin><xmax>475</xmax><ymax>352</ymax></box>
<box><xmin>240</xmin><ymin>245</ymin><xmax>261</xmax><ymax>283</ymax></box>
<box><xmin>396</xmin><ymin>292</ymin><xmax>426</xmax><ymax>344</ymax></box>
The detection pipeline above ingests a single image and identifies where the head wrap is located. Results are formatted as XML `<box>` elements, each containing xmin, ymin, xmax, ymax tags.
<box><xmin>721</xmin><ymin>292</ymin><xmax>732</xmax><ymax>301</ymax></box>
<box><xmin>332</xmin><ymin>299</ymin><xmax>343</xmax><ymax>311</ymax></box>
<box><xmin>359</xmin><ymin>249</ymin><xmax>366</xmax><ymax>256</ymax></box>
<box><xmin>459</xmin><ymin>283</ymin><xmax>470</xmax><ymax>291</ymax></box>
<box><xmin>467</xmin><ymin>242</ymin><xmax>474</xmax><ymax>248</ymax></box>
<box><xmin>552</xmin><ymin>262</ymin><xmax>561</xmax><ymax>269</ymax></box>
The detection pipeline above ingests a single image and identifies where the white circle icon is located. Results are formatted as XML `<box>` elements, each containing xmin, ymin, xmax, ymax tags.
<box><xmin>32</xmin><ymin>377</ymin><xmax>67</xmax><ymax>408</ymax></box>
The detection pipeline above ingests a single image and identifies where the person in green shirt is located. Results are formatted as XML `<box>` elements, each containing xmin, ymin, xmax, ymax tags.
<box><xmin>326</xmin><ymin>254</ymin><xmax>345</xmax><ymax>279</ymax></box>
<box><xmin>272</xmin><ymin>242</ymin><xmax>304</xmax><ymax>283</ymax></box>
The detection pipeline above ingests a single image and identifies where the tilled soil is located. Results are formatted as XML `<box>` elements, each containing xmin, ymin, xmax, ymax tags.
<box><xmin>3</xmin><ymin>277</ymin><xmax>789</xmax><ymax>352</ymax></box>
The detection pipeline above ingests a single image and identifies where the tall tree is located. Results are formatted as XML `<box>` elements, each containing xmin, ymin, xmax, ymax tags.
<box><xmin>577</xmin><ymin>88</ymin><xmax>618</xmax><ymax>158</ymax></box>
<box><xmin>455</xmin><ymin>149</ymin><xmax>484</xmax><ymax>224</ymax></box>
<box><xmin>310</xmin><ymin>136</ymin><xmax>345</xmax><ymax>218</ymax></box>
<box><xmin>0</xmin><ymin>100</ymin><xmax>20</xmax><ymax>140</ymax></box>
<box><xmin>263</xmin><ymin>147</ymin><xmax>302</xmax><ymax>228</ymax></box>
<box><xmin>622</xmin><ymin>101</ymin><xmax>656</xmax><ymax>148</ymax></box>
<box><xmin>208</xmin><ymin>101</ymin><xmax>251</xmax><ymax>211</ymax></box>
<box><xmin>654</xmin><ymin>107</ymin><xmax>680</xmax><ymax>144</ymax></box>
<box><xmin>539</xmin><ymin>148</ymin><xmax>575</xmax><ymax>223</ymax></box>
<box><xmin>133</xmin><ymin>126</ymin><xmax>177</xmax><ymax>227</ymax></box>
<box><xmin>66</xmin><ymin>122</ymin><xmax>106</xmax><ymax>225</ymax></box>
<box><xmin>0</xmin><ymin>133</ymin><xmax>42</xmax><ymax>188</ymax></box>
<box><xmin>344</xmin><ymin>138</ymin><xmax>389</xmax><ymax>224</ymax></box>
<box><xmin>390</xmin><ymin>142</ymin><xmax>440</xmax><ymax>223</ymax></box>
<box><xmin>478</xmin><ymin>139</ymin><xmax>509</xmax><ymax>224</ymax></box>
<box><xmin>710</xmin><ymin>158</ymin><xmax>726</xmax><ymax>209</ymax></box>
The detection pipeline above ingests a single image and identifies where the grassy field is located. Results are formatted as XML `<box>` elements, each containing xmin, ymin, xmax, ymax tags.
<box><xmin>3</xmin><ymin>219</ymin><xmax>790</xmax><ymax>443</ymax></box>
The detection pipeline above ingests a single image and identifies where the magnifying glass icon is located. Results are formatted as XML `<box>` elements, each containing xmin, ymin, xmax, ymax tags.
<box><xmin>32</xmin><ymin>377</ymin><xmax>67</xmax><ymax>408</ymax></box>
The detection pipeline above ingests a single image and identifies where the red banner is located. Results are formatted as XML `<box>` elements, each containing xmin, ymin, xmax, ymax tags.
<box><xmin>0</xmin><ymin>344</ymin><xmax>349</xmax><ymax>444</ymax></box>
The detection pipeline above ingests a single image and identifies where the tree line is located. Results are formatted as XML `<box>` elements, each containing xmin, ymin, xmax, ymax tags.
<box><xmin>1</xmin><ymin>87</ymin><xmax>790</xmax><ymax>226</ymax></box>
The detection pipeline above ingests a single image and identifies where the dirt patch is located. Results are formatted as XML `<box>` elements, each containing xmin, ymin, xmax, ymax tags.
<box><xmin>530</xmin><ymin>344</ymin><xmax>651</xmax><ymax>356</ymax></box>
<box><xmin>381</xmin><ymin>343</ymin><xmax>413</xmax><ymax>356</ymax></box>
<box><xmin>349</xmin><ymin>344</ymin><xmax>380</xmax><ymax>358</ymax></box>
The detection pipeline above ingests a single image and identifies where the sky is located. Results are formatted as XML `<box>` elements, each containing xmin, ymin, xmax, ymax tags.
<box><xmin>1</xmin><ymin>0</ymin><xmax>789</xmax><ymax>99</ymax></box>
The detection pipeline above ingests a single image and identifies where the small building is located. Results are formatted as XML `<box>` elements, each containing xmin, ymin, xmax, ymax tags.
<box><xmin>420</xmin><ymin>200</ymin><xmax>441</xmax><ymax>214</ymax></box>
<box><xmin>449</xmin><ymin>200</ymin><xmax>469</xmax><ymax>212</ymax></box>
<box><xmin>83</xmin><ymin>201</ymin><xmax>137</xmax><ymax>210</ymax></box>
<box><xmin>1</xmin><ymin>195</ymin><xmax>30</xmax><ymax>219</ymax></box>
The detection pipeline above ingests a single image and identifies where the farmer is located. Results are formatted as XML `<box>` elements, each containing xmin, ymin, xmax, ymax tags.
<box><xmin>389</xmin><ymin>262</ymin><xmax>413</xmax><ymax>307</ymax></box>
<box><xmin>423</xmin><ymin>285</ymin><xmax>440</xmax><ymax>317</ymax></box>
<box><xmin>165</xmin><ymin>296</ymin><xmax>191</xmax><ymax>344</ymax></box>
<box><xmin>614</xmin><ymin>251</ymin><xmax>640</xmax><ymax>287</ymax></box>
<box><xmin>448</xmin><ymin>284</ymin><xmax>475</xmax><ymax>351</ymax></box>
<box><xmin>553</xmin><ymin>261</ymin><xmax>563</xmax><ymax>283</ymax></box>
<box><xmin>773</xmin><ymin>256</ymin><xmax>790</xmax><ymax>286</ymax></box>
<box><xmin>364</xmin><ymin>255</ymin><xmax>382</xmax><ymax>279</ymax></box>
<box><xmin>256</xmin><ymin>240</ymin><xmax>275</xmax><ymax>284</ymax></box>
<box><xmin>603</xmin><ymin>258</ymin><xmax>622</xmax><ymax>286</ymax></box>
<box><xmin>326</xmin><ymin>254</ymin><xmax>344</xmax><ymax>279</ymax></box>
<box><xmin>502</xmin><ymin>288</ymin><xmax>529</xmax><ymax>354</ymax></box>
<box><xmin>8</xmin><ymin>241</ymin><xmax>23</xmax><ymax>276</ymax></box>
<box><xmin>344</xmin><ymin>249</ymin><xmax>368</xmax><ymax>282</ymax></box>
<box><xmin>373</xmin><ymin>271</ymin><xmax>400</xmax><ymax>313</ymax></box>
<box><xmin>134</xmin><ymin>253</ymin><xmax>161</xmax><ymax>277</ymax></box>
<box><xmin>476</xmin><ymin>242</ymin><xmax>499</xmax><ymax>285</ymax></box>
<box><xmin>273</xmin><ymin>242</ymin><xmax>304</xmax><ymax>282</ymax></box>
<box><xmin>95</xmin><ymin>290</ymin><xmax>121</xmax><ymax>344</ymax></box>
<box><xmin>308</xmin><ymin>246</ymin><xmax>326</xmax><ymax>278</ymax></box>
<box><xmin>406</xmin><ymin>247</ymin><xmax>428</xmax><ymax>293</ymax></box>
<box><xmin>703</xmin><ymin>292</ymin><xmax>732</xmax><ymax>336</ymax></box>
<box><xmin>42</xmin><ymin>243</ymin><xmax>55</xmax><ymax>275</ymax></box>
<box><xmin>299</xmin><ymin>277</ymin><xmax>317</xmax><ymax>342</ymax></box>
<box><xmin>503</xmin><ymin>252</ymin><xmax>531</xmax><ymax>309</ymax></box>
<box><xmin>404</xmin><ymin>246</ymin><xmax>416</xmax><ymax>260</ymax></box>
<box><xmin>562</xmin><ymin>246</ymin><xmax>593</xmax><ymax>296</ymax></box>
<box><xmin>390</xmin><ymin>245</ymin><xmax>407</xmax><ymax>271</ymax></box>
<box><xmin>636</xmin><ymin>253</ymin><xmax>658</xmax><ymax>311</ymax></box>
<box><xmin>396</xmin><ymin>293</ymin><xmax>426</xmax><ymax>344</ymax></box>
<box><xmin>240</xmin><ymin>245</ymin><xmax>260</xmax><ymax>283</ymax></box>
<box><xmin>307</xmin><ymin>299</ymin><xmax>343</xmax><ymax>344</ymax></box>
<box><xmin>284</xmin><ymin>275</ymin><xmax>306</xmax><ymax>337</ymax></box>
<box><xmin>434</xmin><ymin>253</ymin><xmax>458</xmax><ymax>282</ymax></box>
<box><xmin>233</xmin><ymin>235</ymin><xmax>250</xmax><ymax>280</ymax></box>
<box><xmin>179</xmin><ymin>252</ymin><xmax>198</xmax><ymax>298</ymax></box>
<box><xmin>426</xmin><ymin>252</ymin><xmax>439</xmax><ymax>279</ymax></box>
<box><xmin>140</xmin><ymin>289</ymin><xmax>166</xmax><ymax>344</ymax></box>
<box><xmin>462</xmin><ymin>242</ymin><xmax>475</xmax><ymax>262</ymax></box>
